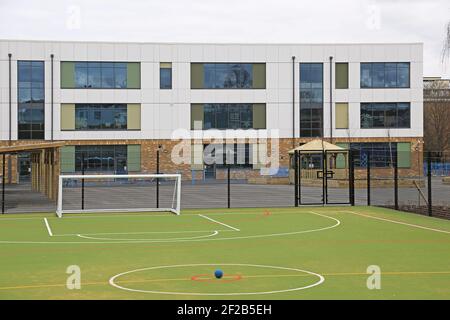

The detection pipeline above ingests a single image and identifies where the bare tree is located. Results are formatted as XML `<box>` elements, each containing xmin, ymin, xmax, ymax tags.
<box><xmin>442</xmin><ymin>21</ymin><xmax>450</xmax><ymax>63</ymax></box>
<box><xmin>424</xmin><ymin>80</ymin><xmax>450</xmax><ymax>155</ymax></box>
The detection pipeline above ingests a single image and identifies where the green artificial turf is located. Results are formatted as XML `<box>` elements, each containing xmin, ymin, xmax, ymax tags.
<box><xmin>0</xmin><ymin>206</ymin><xmax>450</xmax><ymax>299</ymax></box>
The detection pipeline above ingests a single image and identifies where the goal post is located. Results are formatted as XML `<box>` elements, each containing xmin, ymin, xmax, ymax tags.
<box><xmin>57</xmin><ymin>173</ymin><xmax>181</xmax><ymax>217</ymax></box>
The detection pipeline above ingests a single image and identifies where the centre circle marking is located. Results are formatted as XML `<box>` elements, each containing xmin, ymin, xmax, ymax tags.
<box><xmin>109</xmin><ymin>263</ymin><xmax>325</xmax><ymax>296</ymax></box>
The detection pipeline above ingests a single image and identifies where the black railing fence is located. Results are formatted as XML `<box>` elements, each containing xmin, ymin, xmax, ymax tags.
<box><xmin>1</xmin><ymin>150</ymin><xmax>450</xmax><ymax>219</ymax></box>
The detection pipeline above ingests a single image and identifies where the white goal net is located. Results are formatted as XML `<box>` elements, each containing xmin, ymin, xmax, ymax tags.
<box><xmin>57</xmin><ymin>174</ymin><xmax>181</xmax><ymax>217</ymax></box>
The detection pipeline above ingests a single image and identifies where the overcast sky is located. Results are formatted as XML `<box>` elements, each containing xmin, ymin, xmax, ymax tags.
<box><xmin>0</xmin><ymin>0</ymin><xmax>449</xmax><ymax>77</ymax></box>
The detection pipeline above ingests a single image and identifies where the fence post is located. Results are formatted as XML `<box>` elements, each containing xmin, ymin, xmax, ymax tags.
<box><xmin>349</xmin><ymin>150</ymin><xmax>355</xmax><ymax>206</ymax></box>
<box><xmin>156</xmin><ymin>149</ymin><xmax>160</xmax><ymax>209</ymax></box>
<box><xmin>322</xmin><ymin>151</ymin><xmax>326</xmax><ymax>205</ymax></box>
<box><xmin>367</xmin><ymin>151</ymin><xmax>371</xmax><ymax>206</ymax></box>
<box><xmin>2</xmin><ymin>153</ymin><xmax>5</xmax><ymax>214</ymax></box>
<box><xmin>227</xmin><ymin>165</ymin><xmax>230</xmax><ymax>209</ymax></box>
<box><xmin>294</xmin><ymin>150</ymin><xmax>299</xmax><ymax>207</ymax></box>
<box><xmin>427</xmin><ymin>151</ymin><xmax>432</xmax><ymax>216</ymax></box>
<box><xmin>394</xmin><ymin>155</ymin><xmax>398</xmax><ymax>211</ymax></box>
<box><xmin>81</xmin><ymin>152</ymin><xmax>85</xmax><ymax>210</ymax></box>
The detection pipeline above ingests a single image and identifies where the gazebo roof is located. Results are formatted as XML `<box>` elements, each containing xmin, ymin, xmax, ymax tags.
<box><xmin>288</xmin><ymin>139</ymin><xmax>344</xmax><ymax>154</ymax></box>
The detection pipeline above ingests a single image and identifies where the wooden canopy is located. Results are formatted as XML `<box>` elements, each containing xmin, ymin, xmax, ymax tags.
<box><xmin>0</xmin><ymin>141</ymin><xmax>65</xmax><ymax>202</ymax></box>
<box><xmin>288</xmin><ymin>139</ymin><xmax>344</xmax><ymax>154</ymax></box>
<box><xmin>0</xmin><ymin>141</ymin><xmax>65</xmax><ymax>154</ymax></box>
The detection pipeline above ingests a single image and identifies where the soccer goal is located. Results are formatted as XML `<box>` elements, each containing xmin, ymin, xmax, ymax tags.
<box><xmin>57</xmin><ymin>174</ymin><xmax>181</xmax><ymax>217</ymax></box>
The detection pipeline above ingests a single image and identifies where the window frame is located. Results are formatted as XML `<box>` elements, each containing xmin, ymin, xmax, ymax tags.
<box><xmin>191</xmin><ymin>62</ymin><xmax>265</xmax><ymax>90</ymax></box>
<box><xmin>360</xmin><ymin>62</ymin><xmax>410</xmax><ymax>89</ymax></box>
<box><xmin>159</xmin><ymin>63</ymin><xmax>172</xmax><ymax>89</ymax></box>
<box><xmin>74</xmin><ymin>104</ymin><xmax>128</xmax><ymax>131</ymax></box>
<box><xmin>360</xmin><ymin>102</ymin><xmax>411</xmax><ymax>129</ymax></box>
<box><xmin>61</xmin><ymin>61</ymin><xmax>140</xmax><ymax>89</ymax></box>
<box><xmin>17</xmin><ymin>60</ymin><xmax>45</xmax><ymax>140</ymax></box>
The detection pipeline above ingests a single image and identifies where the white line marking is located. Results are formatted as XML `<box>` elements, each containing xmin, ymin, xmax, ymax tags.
<box><xmin>109</xmin><ymin>263</ymin><xmax>324</xmax><ymax>296</ymax></box>
<box><xmin>76</xmin><ymin>230</ymin><xmax>219</xmax><ymax>241</ymax></box>
<box><xmin>343</xmin><ymin>210</ymin><xmax>450</xmax><ymax>235</ymax></box>
<box><xmin>0</xmin><ymin>210</ymin><xmax>340</xmax><ymax>244</ymax></box>
<box><xmin>199</xmin><ymin>214</ymin><xmax>240</xmax><ymax>231</ymax></box>
<box><xmin>53</xmin><ymin>229</ymin><xmax>235</xmax><ymax>237</ymax></box>
<box><xmin>43</xmin><ymin>218</ymin><xmax>53</xmax><ymax>237</ymax></box>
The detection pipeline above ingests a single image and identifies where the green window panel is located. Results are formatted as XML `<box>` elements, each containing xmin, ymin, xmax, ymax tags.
<box><xmin>191</xmin><ymin>63</ymin><xmax>204</xmax><ymax>89</ymax></box>
<box><xmin>127</xmin><ymin>104</ymin><xmax>141</xmax><ymax>130</ymax></box>
<box><xmin>60</xmin><ymin>146</ymin><xmax>75</xmax><ymax>173</ymax></box>
<box><xmin>397</xmin><ymin>142</ymin><xmax>411</xmax><ymax>168</ymax></box>
<box><xmin>252</xmin><ymin>104</ymin><xmax>266</xmax><ymax>129</ymax></box>
<box><xmin>60</xmin><ymin>104</ymin><xmax>75</xmax><ymax>130</ymax></box>
<box><xmin>60</xmin><ymin>62</ymin><xmax>75</xmax><ymax>88</ymax></box>
<box><xmin>127</xmin><ymin>145</ymin><xmax>141</xmax><ymax>172</ymax></box>
<box><xmin>335</xmin><ymin>103</ymin><xmax>349</xmax><ymax>129</ymax></box>
<box><xmin>191</xmin><ymin>104</ymin><xmax>204</xmax><ymax>129</ymax></box>
<box><xmin>252</xmin><ymin>63</ymin><xmax>266</xmax><ymax>89</ymax></box>
<box><xmin>127</xmin><ymin>62</ymin><xmax>141</xmax><ymax>89</ymax></box>
<box><xmin>335</xmin><ymin>143</ymin><xmax>349</xmax><ymax>169</ymax></box>
<box><xmin>335</xmin><ymin>63</ymin><xmax>349</xmax><ymax>89</ymax></box>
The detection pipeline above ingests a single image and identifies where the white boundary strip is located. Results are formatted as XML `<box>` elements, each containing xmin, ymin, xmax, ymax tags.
<box><xmin>343</xmin><ymin>210</ymin><xmax>450</xmax><ymax>235</ymax></box>
<box><xmin>109</xmin><ymin>263</ymin><xmax>324</xmax><ymax>296</ymax></box>
<box><xmin>199</xmin><ymin>214</ymin><xmax>240</xmax><ymax>231</ymax></box>
<box><xmin>43</xmin><ymin>218</ymin><xmax>53</xmax><ymax>237</ymax></box>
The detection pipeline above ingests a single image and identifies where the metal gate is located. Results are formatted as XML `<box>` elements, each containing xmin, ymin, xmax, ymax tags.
<box><xmin>294</xmin><ymin>150</ymin><xmax>355</xmax><ymax>206</ymax></box>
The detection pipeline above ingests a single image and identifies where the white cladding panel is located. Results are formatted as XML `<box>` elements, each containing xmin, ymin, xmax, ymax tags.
<box><xmin>0</xmin><ymin>41</ymin><xmax>423</xmax><ymax>140</ymax></box>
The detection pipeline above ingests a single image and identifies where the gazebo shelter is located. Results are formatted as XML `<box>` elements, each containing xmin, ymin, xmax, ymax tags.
<box><xmin>0</xmin><ymin>141</ymin><xmax>65</xmax><ymax>213</ymax></box>
<box><xmin>288</xmin><ymin>139</ymin><xmax>349</xmax><ymax>182</ymax></box>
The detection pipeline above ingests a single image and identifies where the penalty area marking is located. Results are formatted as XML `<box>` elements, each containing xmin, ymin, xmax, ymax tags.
<box><xmin>198</xmin><ymin>214</ymin><xmax>240</xmax><ymax>231</ymax></box>
<box><xmin>76</xmin><ymin>230</ymin><xmax>220</xmax><ymax>241</ymax></box>
<box><xmin>0</xmin><ymin>211</ymin><xmax>340</xmax><ymax>244</ymax></box>
<box><xmin>43</xmin><ymin>218</ymin><xmax>53</xmax><ymax>237</ymax></box>
<box><xmin>109</xmin><ymin>263</ymin><xmax>324</xmax><ymax>296</ymax></box>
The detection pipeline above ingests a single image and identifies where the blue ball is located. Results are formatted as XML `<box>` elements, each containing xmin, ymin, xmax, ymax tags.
<box><xmin>214</xmin><ymin>269</ymin><xmax>223</xmax><ymax>279</ymax></box>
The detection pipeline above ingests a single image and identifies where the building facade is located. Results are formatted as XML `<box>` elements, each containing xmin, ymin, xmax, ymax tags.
<box><xmin>0</xmin><ymin>40</ymin><xmax>424</xmax><ymax>182</ymax></box>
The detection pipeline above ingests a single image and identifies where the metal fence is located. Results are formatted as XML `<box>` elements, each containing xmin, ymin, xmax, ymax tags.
<box><xmin>1</xmin><ymin>150</ymin><xmax>450</xmax><ymax>220</ymax></box>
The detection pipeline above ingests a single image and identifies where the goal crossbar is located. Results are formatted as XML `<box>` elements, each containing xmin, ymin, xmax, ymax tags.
<box><xmin>57</xmin><ymin>173</ymin><xmax>181</xmax><ymax>218</ymax></box>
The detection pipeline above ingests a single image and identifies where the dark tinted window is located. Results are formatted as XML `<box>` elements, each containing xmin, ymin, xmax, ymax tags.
<box><xmin>300</xmin><ymin>63</ymin><xmax>323</xmax><ymax>137</ymax></box>
<box><xmin>75</xmin><ymin>145</ymin><xmax>127</xmax><ymax>173</ymax></box>
<box><xmin>360</xmin><ymin>63</ymin><xmax>410</xmax><ymax>88</ymax></box>
<box><xmin>203</xmin><ymin>63</ymin><xmax>253</xmax><ymax>88</ymax></box>
<box><xmin>74</xmin><ymin>62</ymin><xmax>128</xmax><ymax>88</ymax></box>
<box><xmin>75</xmin><ymin>104</ymin><xmax>127</xmax><ymax>130</ymax></box>
<box><xmin>360</xmin><ymin>103</ymin><xmax>410</xmax><ymax>128</ymax></box>
<box><xmin>18</xmin><ymin>61</ymin><xmax>45</xmax><ymax>139</ymax></box>
<box><xmin>202</xmin><ymin>104</ymin><xmax>253</xmax><ymax>129</ymax></box>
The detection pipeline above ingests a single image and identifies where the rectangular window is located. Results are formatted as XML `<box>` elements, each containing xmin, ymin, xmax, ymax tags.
<box><xmin>61</xmin><ymin>62</ymin><xmax>139</xmax><ymax>89</ymax></box>
<box><xmin>300</xmin><ymin>63</ymin><xmax>323</xmax><ymax>137</ymax></box>
<box><xmin>74</xmin><ymin>104</ymin><xmax>127</xmax><ymax>130</ymax></box>
<box><xmin>350</xmin><ymin>143</ymin><xmax>397</xmax><ymax>168</ymax></box>
<box><xmin>360</xmin><ymin>103</ymin><xmax>410</xmax><ymax>128</ymax></box>
<box><xmin>335</xmin><ymin>63</ymin><xmax>349</xmax><ymax>89</ymax></box>
<box><xmin>18</xmin><ymin>61</ymin><xmax>45</xmax><ymax>140</ymax></box>
<box><xmin>191</xmin><ymin>104</ymin><xmax>266</xmax><ymax>130</ymax></box>
<box><xmin>160</xmin><ymin>62</ymin><xmax>172</xmax><ymax>89</ymax></box>
<box><xmin>191</xmin><ymin>63</ymin><xmax>265</xmax><ymax>89</ymax></box>
<box><xmin>360</xmin><ymin>63</ymin><xmax>410</xmax><ymax>88</ymax></box>
<box><xmin>75</xmin><ymin>145</ymin><xmax>128</xmax><ymax>173</ymax></box>
<box><xmin>203</xmin><ymin>143</ymin><xmax>252</xmax><ymax>168</ymax></box>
